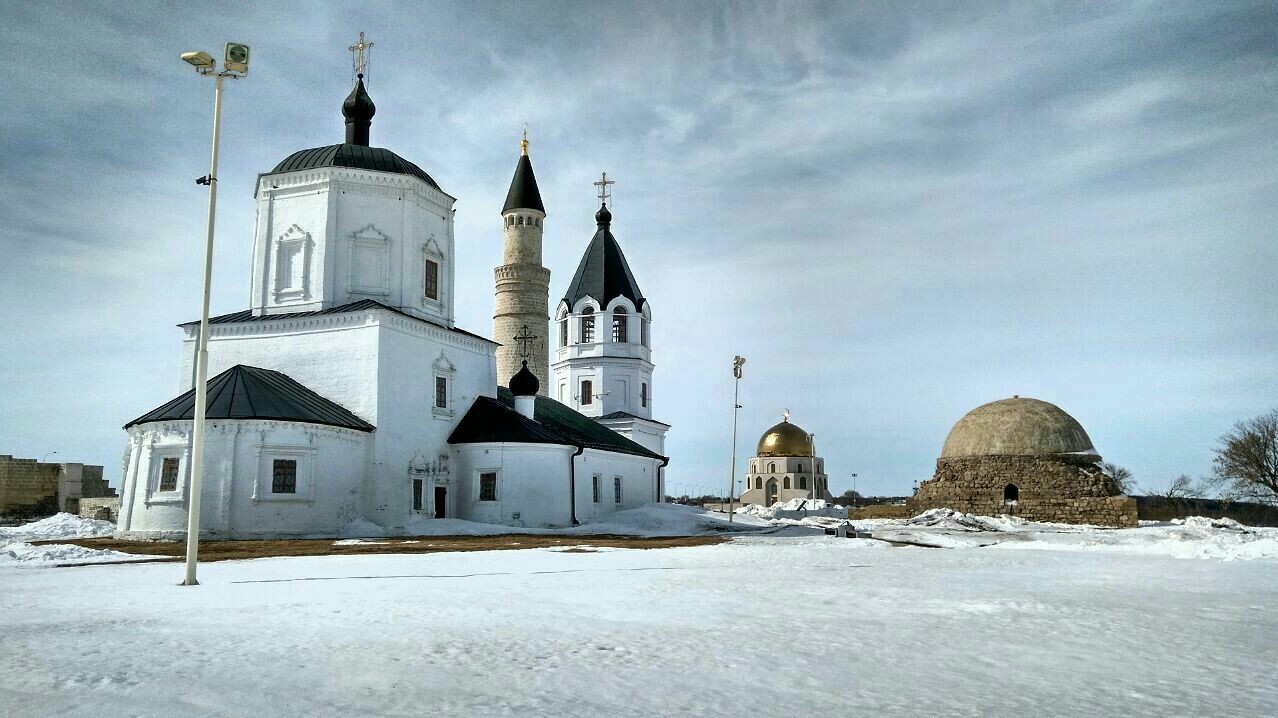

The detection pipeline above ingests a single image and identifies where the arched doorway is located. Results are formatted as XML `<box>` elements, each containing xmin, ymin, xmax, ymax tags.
<box><xmin>765</xmin><ymin>478</ymin><xmax>779</xmax><ymax>507</ymax></box>
<box><xmin>1003</xmin><ymin>483</ymin><xmax>1019</xmax><ymax>505</ymax></box>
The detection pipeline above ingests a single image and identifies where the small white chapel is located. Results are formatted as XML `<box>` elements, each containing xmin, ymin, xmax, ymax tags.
<box><xmin>113</xmin><ymin>48</ymin><xmax>669</xmax><ymax>539</ymax></box>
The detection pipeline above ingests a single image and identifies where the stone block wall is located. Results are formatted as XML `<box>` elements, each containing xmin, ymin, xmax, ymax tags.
<box><xmin>79</xmin><ymin>497</ymin><xmax>121</xmax><ymax>522</ymax></box>
<box><xmin>849</xmin><ymin>504</ymin><xmax>913</xmax><ymax>520</ymax></box>
<box><xmin>909</xmin><ymin>454</ymin><xmax>1137</xmax><ymax>527</ymax></box>
<box><xmin>0</xmin><ymin>455</ymin><xmax>61</xmax><ymax>519</ymax></box>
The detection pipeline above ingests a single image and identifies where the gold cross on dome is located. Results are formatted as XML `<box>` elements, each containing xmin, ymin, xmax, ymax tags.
<box><xmin>594</xmin><ymin>172</ymin><xmax>614</xmax><ymax>205</ymax></box>
<box><xmin>513</xmin><ymin>324</ymin><xmax>538</xmax><ymax>359</ymax></box>
<box><xmin>349</xmin><ymin>31</ymin><xmax>374</xmax><ymax>79</ymax></box>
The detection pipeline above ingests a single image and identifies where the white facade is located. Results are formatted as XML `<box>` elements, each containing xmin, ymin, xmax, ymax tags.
<box><xmin>739</xmin><ymin>455</ymin><xmax>831</xmax><ymax>507</ymax></box>
<box><xmin>250</xmin><ymin>167</ymin><xmax>457</xmax><ymax>326</ymax></box>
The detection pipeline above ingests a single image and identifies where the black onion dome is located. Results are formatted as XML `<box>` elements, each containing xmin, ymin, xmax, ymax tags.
<box><xmin>342</xmin><ymin>75</ymin><xmax>376</xmax><ymax>122</ymax></box>
<box><xmin>503</xmin><ymin>154</ymin><xmax>545</xmax><ymax>214</ymax></box>
<box><xmin>595</xmin><ymin>203</ymin><xmax>612</xmax><ymax>225</ymax></box>
<box><xmin>268</xmin><ymin>144</ymin><xmax>441</xmax><ymax>190</ymax></box>
<box><xmin>509</xmin><ymin>360</ymin><xmax>540</xmax><ymax>396</ymax></box>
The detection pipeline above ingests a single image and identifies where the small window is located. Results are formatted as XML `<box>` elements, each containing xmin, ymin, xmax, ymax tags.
<box><xmin>614</xmin><ymin>476</ymin><xmax>622</xmax><ymax>503</ymax></box>
<box><xmin>560</xmin><ymin>317</ymin><xmax>568</xmax><ymax>347</ymax></box>
<box><xmin>768</xmin><ymin>462</ymin><xmax>776</xmax><ymax>473</ymax></box>
<box><xmin>412</xmin><ymin>479</ymin><xmax>424</xmax><ymax>511</ymax></box>
<box><xmin>593</xmin><ymin>475</ymin><xmax>601</xmax><ymax>503</ymax></box>
<box><xmin>435</xmin><ymin>377</ymin><xmax>448</xmax><ymax>409</ymax></box>
<box><xmin>581</xmin><ymin>380</ymin><xmax>593</xmax><ymax>405</ymax></box>
<box><xmin>517</xmin><ymin>216</ymin><xmax>524</xmax><ymax>226</ymax></box>
<box><xmin>641</xmin><ymin>383</ymin><xmax>647</xmax><ymax>408</ymax></box>
<box><xmin>612</xmin><ymin>307</ymin><xmax>628</xmax><ymax>342</ymax></box>
<box><xmin>799</xmin><ymin>476</ymin><xmax>808</xmax><ymax>490</ymax></box>
<box><xmin>423</xmin><ymin>259</ymin><xmax>439</xmax><ymax>300</ymax></box>
<box><xmin>755</xmin><ymin>477</ymin><xmax>762</xmax><ymax>490</ymax></box>
<box><xmin>798</xmin><ymin>463</ymin><xmax>805</xmax><ymax>473</ymax></box>
<box><xmin>480</xmin><ymin>472</ymin><xmax>498</xmax><ymax>501</ymax></box>
<box><xmin>272</xmin><ymin>459</ymin><xmax>297</xmax><ymax>494</ymax></box>
<box><xmin>580</xmin><ymin>308</ymin><xmax>595</xmax><ymax>343</ymax></box>
<box><xmin>535</xmin><ymin>218</ymin><xmax>541</xmax><ymax>228</ymax></box>
<box><xmin>641</xmin><ymin>319</ymin><xmax>649</xmax><ymax>347</ymax></box>
<box><xmin>784</xmin><ymin>477</ymin><xmax>790</xmax><ymax>489</ymax></box>
<box><xmin>159</xmin><ymin>457</ymin><xmax>179</xmax><ymax>492</ymax></box>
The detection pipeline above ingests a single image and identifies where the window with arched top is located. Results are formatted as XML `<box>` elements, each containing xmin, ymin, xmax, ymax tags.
<box><xmin>580</xmin><ymin>307</ymin><xmax>595</xmax><ymax>343</ymax></box>
<box><xmin>783</xmin><ymin>477</ymin><xmax>790</xmax><ymax>489</ymax></box>
<box><xmin>612</xmin><ymin>307</ymin><xmax>628</xmax><ymax>342</ymax></box>
<box><xmin>1004</xmin><ymin>483</ymin><xmax>1019</xmax><ymax>504</ymax></box>
<box><xmin>799</xmin><ymin>476</ymin><xmax>808</xmax><ymax>490</ymax></box>
<box><xmin>755</xmin><ymin>477</ymin><xmax>762</xmax><ymax>490</ymax></box>
<box><xmin>768</xmin><ymin>462</ymin><xmax>776</xmax><ymax>473</ymax></box>
<box><xmin>797</xmin><ymin>463</ymin><xmax>805</xmax><ymax>473</ymax></box>
<box><xmin>535</xmin><ymin>218</ymin><xmax>541</xmax><ymax>228</ymax></box>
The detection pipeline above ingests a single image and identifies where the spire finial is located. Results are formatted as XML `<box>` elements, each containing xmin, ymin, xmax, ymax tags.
<box><xmin>593</xmin><ymin>171</ymin><xmax>614</xmax><ymax>205</ymax></box>
<box><xmin>783</xmin><ymin>409</ymin><xmax>790</xmax><ymax>422</ymax></box>
<box><xmin>349</xmin><ymin>31</ymin><xmax>374</xmax><ymax>83</ymax></box>
<box><xmin>521</xmin><ymin>123</ymin><xmax>529</xmax><ymax>156</ymax></box>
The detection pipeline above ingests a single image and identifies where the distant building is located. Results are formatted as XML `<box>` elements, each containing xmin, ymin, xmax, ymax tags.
<box><xmin>738</xmin><ymin>413</ymin><xmax>832</xmax><ymax>507</ymax></box>
<box><xmin>0</xmin><ymin>455</ymin><xmax>114</xmax><ymax>520</ymax></box>
<box><xmin>908</xmin><ymin>397</ymin><xmax>1137</xmax><ymax>526</ymax></box>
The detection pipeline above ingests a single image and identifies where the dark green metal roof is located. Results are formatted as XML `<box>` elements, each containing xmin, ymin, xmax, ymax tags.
<box><xmin>268</xmin><ymin>143</ymin><xmax>440</xmax><ymax>190</ymax></box>
<box><xmin>125</xmin><ymin>365</ymin><xmax>374</xmax><ymax>432</ymax></box>
<box><xmin>449</xmin><ymin>389</ymin><xmax>665</xmax><ymax>461</ymax></box>
<box><xmin>563</xmin><ymin>204</ymin><xmax>645</xmax><ymax>309</ymax></box>
<box><xmin>502</xmin><ymin>153</ymin><xmax>544</xmax><ymax>213</ymax></box>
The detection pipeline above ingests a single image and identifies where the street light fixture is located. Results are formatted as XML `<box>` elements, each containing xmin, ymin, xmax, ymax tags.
<box><xmin>728</xmin><ymin>356</ymin><xmax>744</xmax><ymax>521</ymax></box>
<box><xmin>179</xmin><ymin>42</ymin><xmax>249</xmax><ymax>588</ymax></box>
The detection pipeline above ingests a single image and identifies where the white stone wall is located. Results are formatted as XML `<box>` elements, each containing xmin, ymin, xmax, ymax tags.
<box><xmin>551</xmin><ymin>297</ymin><xmax>655</xmax><ymax>419</ymax></box>
<box><xmin>250</xmin><ymin>168</ymin><xmax>457</xmax><ymax>327</ymax></box>
<box><xmin>739</xmin><ymin>454</ymin><xmax>831</xmax><ymax>506</ymax></box>
<box><xmin>116</xmin><ymin>419</ymin><xmax>371</xmax><ymax>539</ymax></box>
<box><xmin>453</xmin><ymin>444</ymin><xmax>662</xmax><ymax>528</ymax></box>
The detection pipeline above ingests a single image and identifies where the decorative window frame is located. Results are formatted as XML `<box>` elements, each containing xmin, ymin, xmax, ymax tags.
<box><xmin>145</xmin><ymin>444</ymin><xmax>189</xmax><ymax>505</ymax></box>
<box><xmin>252</xmin><ymin>444</ymin><xmax>316</xmax><ymax>503</ymax></box>
<box><xmin>273</xmin><ymin>224</ymin><xmax>313</xmax><ymax>301</ymax></box>
<box><xmin>474</xmin><ymin>468</ymin><xmax>500</xmax><ymax>504</ymax></box>
<box><xmin>432</xmin><ymin>351</ymin><xmax>456</xmax><ymax>418</ymax></box>
<box><xmin>348</xmin><ymin>224</ymin><xmax>392</xmax><ymax>297</ymax></box>
<box><xmin>420</xmin><ymin>235</ymin><xmax>446</xmax><ymax>309</ymax></box>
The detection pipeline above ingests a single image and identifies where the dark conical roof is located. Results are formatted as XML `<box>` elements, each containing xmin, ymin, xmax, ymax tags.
<box><xmin>124</xmin><ymin>365</ymin><xmax>374</xmax><ymax>432</ymax></box>
<box><xmin>502</xmin><ymin>153</ymin><xmax>544</xmax><ymax>213</ymax></box>
<box><xmin>563</xmin><ymin>203</ymin><xmax>645</xmax><ymax>308</ymax></box>
<box><xmin>509</xmin><ymin>360</ymin><xmax>540</xmax><ymax>396</ymax></box>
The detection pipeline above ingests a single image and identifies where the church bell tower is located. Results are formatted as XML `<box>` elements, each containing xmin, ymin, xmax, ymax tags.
<box><xmin>493</xmin><ymin>133</ymin><xmax>549</xmax><ymax>394</ymax></box>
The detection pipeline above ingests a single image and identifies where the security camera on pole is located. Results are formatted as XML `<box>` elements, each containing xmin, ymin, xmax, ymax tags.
<box><xmin>178</xmin><ymin>42</ymin><xmax>250</xmax><ymax>586</ymax></box>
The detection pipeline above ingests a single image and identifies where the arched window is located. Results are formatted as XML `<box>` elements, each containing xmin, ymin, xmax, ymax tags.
<box><xmin>580</xmin><ymin>307</ymin><xmax>595</xmax><ymax>343</ymax></box>
<box><xmin>559</xmin><ymin>315</ymin><xmax>568</xmax><ymax>347</ymax></box>
<box><xmin>797</xmin><ymin>463</ymin><xmax>805</xmax><ymax>473</ymax></box>
<box><xmin>783</xmin><ymin>477</ymin><xmax>790</xmax><ymax>489</ymax></box>
<box><xmin>612</xmin><ymin>307</ymin><xmax>628</xmax><ymax>342</ymax></box>
<box><xmin>641</xmin><ymin>382</ymin><xmax>647</xmax><ymax>408</ymax></box>
<box><xmin>1004</xmin><ymin>483</ymin><xmax>1019</xmax><ymax>504</ymax></box>
<box><xmin>517</xmin><ymin>215</ymin><xmax>524</xmax><ymax>226</ymax></box>
<box><xmin>535</xmin><ymin>218</ymin><xmax>541</xmax><ymax>228</ymax></box>
<box><xmin>768</xmin><ymin>462</ymin><xmax>776</xmax><ymax>473</ymax></box>
<box><xmin>755</xmin><ymin>477</ymin><xmax>762</xmax><ymax>490</ymax></box>
<box><xmin>799</xmin><ymin>476</ymin><xmax>808</xmax><ymax>490</ymax></box>
<box><xmin>641</xmin><ymin>319</ymin><xmax>649</xmax><ymax>347</ymax></box>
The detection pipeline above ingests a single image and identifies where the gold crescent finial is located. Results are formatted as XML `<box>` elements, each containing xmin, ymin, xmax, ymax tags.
<box><xmin>783</xmin><ymin>409</ymin><xmax>790</xmax><ymax>422</ymax></box>
<box><xmin>521</xmin><ymin>123</ymin><xmax>529</xmax><ymax>156</ymax></box>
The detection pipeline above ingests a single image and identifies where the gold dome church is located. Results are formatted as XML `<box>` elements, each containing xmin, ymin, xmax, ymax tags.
<box><xmin>738</xmin><ymin>412</ymin><xmax>833</xmax><ymax>507</ymax></box>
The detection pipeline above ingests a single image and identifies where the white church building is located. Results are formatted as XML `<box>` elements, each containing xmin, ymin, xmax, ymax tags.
<box><xmin>114</xmin><ymin>69</ymin><xmax>668</xmax><ymax>539</ymax></box>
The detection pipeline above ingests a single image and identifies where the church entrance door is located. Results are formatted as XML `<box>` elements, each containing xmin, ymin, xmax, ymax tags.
<box><xmin>434</xmin><ymin>486</ymin><xmax>447</xmax><ymax>519</ymax></box>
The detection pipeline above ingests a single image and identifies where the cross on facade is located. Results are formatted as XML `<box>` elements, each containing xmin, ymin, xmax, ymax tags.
<box><xmin>594</xmin><ymin>172</ymin><xmax>614</xmax><ymax>205</ymax></box>
<box><xmin>513</xmin><ymin>324</ymin><xmax>538</xmax><ymax>359</ymax></box>
<box><xmin>349</xmin><ymin>31</ymin><xmax>374</xmax><ymax>80</ymax></box>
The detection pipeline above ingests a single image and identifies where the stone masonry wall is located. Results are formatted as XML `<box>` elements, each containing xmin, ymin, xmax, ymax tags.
<box><xmin>909</xmin><ymin>454</ymin><xmax>1138</xmax><ymax>527</ymax></box>
<box><xmin>79</xmin><ymin>497</ymin><xmax>121</xmax><ymax>522</ymax></box>
<box><xmin>0</xmin><ymin>455</ymin><xmax>61</xmax><ymax>519</ymax></box>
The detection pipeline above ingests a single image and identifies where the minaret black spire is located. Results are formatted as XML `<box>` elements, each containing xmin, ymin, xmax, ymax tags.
<box><xmin>342</xmin><ymin>74</ymin><xmax>376</xmax><ymax>146</ymax></box>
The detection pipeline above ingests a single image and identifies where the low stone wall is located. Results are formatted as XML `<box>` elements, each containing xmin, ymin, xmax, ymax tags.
<box><xmin>849</xmin><ymin>505</ymin><xmax>912</xmax><ymax>520</ymax></box>
<box><xmin>80</xmin><ymin>497</ymin><xmax>121</xmax><ymax>522</ymax></box>
<box><xmin>0</xmin><ymin>455</ymin><xmax>61</xmax><ymax>519</ymax></box>
<box><xmin>1135</xmin><ymin>496</ymin><xmax>1278</xmax><ymax>527</ymax></box>
<box><xmin>911</xmin><ymin>454</ymin><xmax>1137</xmax><ymax>527</ymax></box>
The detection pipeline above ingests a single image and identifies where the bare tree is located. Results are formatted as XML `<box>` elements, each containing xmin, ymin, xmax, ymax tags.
<box><xmin>1157</xmin><ymin>474</ymin><xmax>1199</xmax><ymax>500</ymax></box>
<box><xmin>1212</xmin><ymin>409</ymin><xmax>1278</xmax><ymax>505</ymax></box>
<box><xmin>1100</xmin><ymin>462</ymin><xmax>1135</xmax><ymax>493</ymax></box>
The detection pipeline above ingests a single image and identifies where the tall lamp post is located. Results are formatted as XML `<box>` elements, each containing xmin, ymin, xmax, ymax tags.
<box><xmin>727</xmin><ymin>356</ymin><xmax>745</xmax><ymax>522</ymax></box>
<box><xmin>178</xmin><ymin>43</ymin><xmax>250</xmax><ymax>587</ymax></box>
<box><xmin>808</xmin><ymin>432</ymin><xmax>817</xmax><ymax>506</ymax></box>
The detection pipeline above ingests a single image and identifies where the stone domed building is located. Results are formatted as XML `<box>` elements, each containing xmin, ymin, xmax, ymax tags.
<box><xmin>739</xmin><ymin>413</ymin><xmax>832</xmax><ymax>507</ymax></box>
<box><xmin>908</xmin><ymin>397</ymin><xmax>1137</xmax><ymax>526</ymax></box>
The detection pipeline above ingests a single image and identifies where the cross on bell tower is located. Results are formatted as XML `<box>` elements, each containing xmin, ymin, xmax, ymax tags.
<box><xmin>349</xmin><ymin>31</ymin><xmax>374</xmax><ymax>82</ymax></box>
<box><xmin>594</xmin><ymin>172</ymin><xmax>614</xmax><ymax>205</ymax></box>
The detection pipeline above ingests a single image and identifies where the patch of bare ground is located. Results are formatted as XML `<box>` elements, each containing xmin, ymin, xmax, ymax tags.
<box><xmin>36</xmin><ymin>534</ymin><xmax>726</xmax><ymax>565</ymax></box>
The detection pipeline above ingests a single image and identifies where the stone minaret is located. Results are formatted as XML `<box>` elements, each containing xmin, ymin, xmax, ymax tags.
<box><xmin>494</xmin><ymin>134</ymin><xmax>549</xmax><ymax>394</ymax></box>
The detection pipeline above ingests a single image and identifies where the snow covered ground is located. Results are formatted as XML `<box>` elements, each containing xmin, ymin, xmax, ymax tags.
<box><xmin>0</xmin><ymin>513</ymin><xmax>150</xmax><ymax>568</ymax></box>
<box><xmin>2</xmin><ymin>520</ymin><xmax>1276</xmax><ymax>716</ymax></box>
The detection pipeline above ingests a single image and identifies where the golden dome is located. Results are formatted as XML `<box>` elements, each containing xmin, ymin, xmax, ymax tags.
<box><xmin>756</xmin><ymin>414</ymin><xmax>813</xmax><ymax>457</ymax></box>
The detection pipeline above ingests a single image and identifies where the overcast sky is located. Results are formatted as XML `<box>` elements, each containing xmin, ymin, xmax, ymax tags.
<box><xmin>1</xmin><ymin>1</ymin><xmax>1274</xmax><ymax>497</ymax></box>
